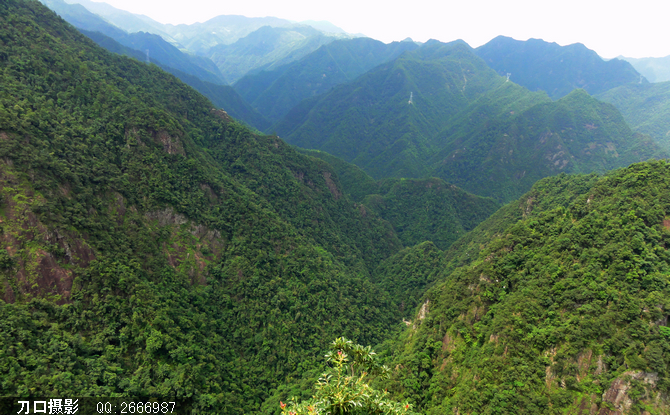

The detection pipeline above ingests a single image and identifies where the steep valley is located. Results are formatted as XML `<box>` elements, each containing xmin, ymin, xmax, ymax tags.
<box><xmin>1</xmin><ymin>1</ymin><xmax>670</xmax><ymax>414</ymax></box>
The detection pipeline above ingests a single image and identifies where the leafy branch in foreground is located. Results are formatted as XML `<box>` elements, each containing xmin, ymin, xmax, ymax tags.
<box><xmin>280</xmin><ymin>338</ymin><xmax>417</xmax><ymax>415</ymax></box>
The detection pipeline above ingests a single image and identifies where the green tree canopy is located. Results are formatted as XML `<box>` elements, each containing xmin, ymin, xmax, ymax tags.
<box><xmin>280</xmin><ymin>338</ymin><xmax>417</xmax><ymax>415</ymax></box>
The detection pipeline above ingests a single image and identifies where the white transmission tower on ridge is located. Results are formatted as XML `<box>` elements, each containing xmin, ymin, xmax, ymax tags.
<box><xmin>506</xmin><ymin>73</ymin><xmax>511</xmax><ymax>82</ymax></box>
<box><xmin>408</xmin><ymin>91</ymin><xmax>413</xmax><ymax>104</ymax></box>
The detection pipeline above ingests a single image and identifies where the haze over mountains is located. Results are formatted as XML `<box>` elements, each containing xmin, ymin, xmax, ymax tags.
<box><xmin>620</xmin><ymin>55</ymin><xmax>670</xmax><ymax>83</ymax></box>
<box><xmin>4</xmin><ymin>0</ymin><xmax>670</xmax><ymax>414</ymax></box>
<box><xmin>234</xmin><ymin>37</ymin><xmax>420</xmax><ymax>122</ymax></box>
<box><xmin>474</xmin><ymin>36</ymin><xmax>643</xmax><ymax>99</ymax></box>
<box><xmin>272</xmin><ymin>40</ymin><xmax>662</xmax><ymax>202</ymax></box>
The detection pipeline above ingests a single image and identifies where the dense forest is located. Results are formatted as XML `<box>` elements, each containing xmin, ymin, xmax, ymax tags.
<box><xmin>2</xmin><ymin>0</ymin><xmax>670</xmax><ymax>414</ymax></box>
<box><xmin>474</xmin><ymin>36</ymin><xmax>642</xmax><ymax>99</ymax></box>
<box><xmin>386</xmin><ymin>162</ymin><xmax>670</xmax><ymax>414</ymax></box>
<box><xmin>0</xmin><ymin>1</ymin><xmax>411</xmax><ymax>412</ymax></box>
<box><xmin>597</xmin><ymin>81</ymin><xmax>670</xmax><ymax>150</ymax></box>
<box><xmin>273</xmin><ymin>41</ymin><xmax>663</xmax><ymax>202</ymax></box>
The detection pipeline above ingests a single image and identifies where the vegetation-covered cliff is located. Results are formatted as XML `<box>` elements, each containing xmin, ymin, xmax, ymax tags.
<box><xmin>385</xmin><ymin>161</ymin><xmax>670</xmax><ymax>414</ymax></box>
<box><xmin>0</xmin><ymin>1</ymin><xmax>407</xmax><ymax>412</ymax></box>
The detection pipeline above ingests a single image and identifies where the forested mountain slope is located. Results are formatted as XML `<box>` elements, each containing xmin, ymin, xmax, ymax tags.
<box><xmin>207</xmin><ymin>25</ymin><xmax>340</xmax><ymax>84</ymax></box>
<box><xmin>597</xmin><ymin>81</ymin><xmax>670</xmax><ymax>150</ymax></box>
<box><xmin>475</xmin><ymin>36</ymin><xmax>643</xmax><ymax>99</ymax></box>
<box><xmin>234</xmin><ymin>37</ymin><xmax>419</xmax><ymax>122</ymax></box>
<box><xmin>361</xmin><ymin>178</ymin><xmax>499</xmax><ymax>251</ymax></box>
<box><xmin>0</xmin><ymin>1</ymin><xmax>407</xmax><ymax>412</ymax></box>
<box><xmin>40</xmin><ymin>0</ymin><xmax>228</xmax><ymax>85</ymax></box>
<box><xmin>274</xmin><ymin>40</ymin><xmax>509</xmax><ymax>179</ymax></box>
<box><xmin>427</xmin><ymin>88</ymin><xmax>662</xmax><ymax>202</ymax></box>
<box><xmin>385</xmin><ymin>161</ymin><xmax>670</xmax><ymax>414</ymax></box>
<box><xmin>60</xmin><ymin>0</ymin><xmax>178</xmax><ymax>42</ymax></box>
<box><xmin>114</xmin><ymin>31</ymin><xmax>227</xmax><ymax>85</ymax></box>
<box><xmin>276</xmin><ymin>40</ymin><xmax>663</xmax><ymax>203</ymax></box>
<box><xmin>300</xmin><ymin>150</ymin><xmax>501</xmax><ymax>252</ymax></box>
<box><xmin>157</xmin><ymin>67</ymin><xmax>271</xmax><ymax>132</ymax></box>
<box><xmin>80</xmin><ymin>30</ymin><xmax>271</xmax><ymax>131</ymax></box>
<box><xmin>39</xmin><ymin>0</ymin><xmax>271</xmax><ymax>130</ymax></box>
<box><xmin>296</xmin><ymin>148</ymin><xmax>381</xmax><ymax>202</ymax></box>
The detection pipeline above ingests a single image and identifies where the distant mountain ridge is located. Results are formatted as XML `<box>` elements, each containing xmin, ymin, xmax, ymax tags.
<box><xmin>41</xmin><ymin>0</ymin><xmax>228</xmax><ymax>85</ymax></box>
<box><xmin>163</xmin><ymin>14</ymin><xmax>296</xmax><ymax>52</ymax></box>
<box><xmin>274</xmin><ymin>39</ymin><xmax>501</xmax><ymax>178</ymax></box>
<box><xmin>619</xmin><ymin>55</ymin><xmax>670</xmax><ymax>83</ymax></box>
<box><xmin>274</xmin><ymin>40</ymin><xmax>664</xmax><ymax>202</ymax></box>
<box><xmin>597</xmin><ymin>81</ymin><xmax>670</xmax><ymax>150</ymax></box>
<box><xmin>234</xmin><ymin>37</ymin><xmax>420</xmax><ymax>122</ymax></box>
<box><xmin>62</xmin><ymin>0</ymin><xmax>358</xmax><ymax>82</ymax></box>
<box><xmin>207</xmin><ymin>25</ymin><xmax>340</xmax><ymax>84</ymax></box>
<box><xmin>475</xmin><ymin>35</ymin><xmax>643</xmax><ymax>99</ymax></box>
<box><xmin>64</xmin><ymin>0</ymin><xmax>177</xmax><ymax>42</ymax></box>
<box><xmin>80</xmin><ymin>29</ymin><xmax>270</xmax><ymax>130</ymax></box>
<box><xmin>39</xmin><ymin>0</ymin><xmax>274</xmax><ymax>129</ymax></box>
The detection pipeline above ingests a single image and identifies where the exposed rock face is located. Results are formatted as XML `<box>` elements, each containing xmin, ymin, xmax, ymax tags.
<box><xmin>1</xmin><ymin>166</ymin><xmax>96</xmax><ymax>304</ymax></box>
<box><xmin>442</xmin><ymin>331</ymin><xmax>456</xmax><ymax>352</ymax></box>
<box><xmin>417</xmin><ymin>299</ymin><xmax>429</xmax><ymax>320</ymax></box>
<box><xmin>598</xmin><ymin>371</ymin><xmax>660</xmax><ymax>415</ymax></box>
<box><xmin>145</xmin><ymin>207</ymin><xmax>189</xmax><ymax>227</ymax></box>
<box><xmin>155</xmin><ymin>130</ymin><xmax>185</xmax><ymax>156</ymax></box>
<box><xmin>211</xmin><ymin>108</ymin><xmax>232</xmax><ymax>123</ymax></box>
<box><xmin>144</xmin><ymin>207</ymin><xmax>224</xmax><ymax>284</ymax></box>
<box><xmin>408</xmin><ymin>299</ymin><xmax>430</xmax><ymax>330</ymax></box>
<box><xmin>0</xmin><ymin>158</ymin><xmax>224</xmax><ymax>303</ymax></box>
<box><xmin>124</xmin><ymin>127</ymin><xmax>185</xmax><ymax>155</ymax></box>
<box><xmin>322</xmin><ymin>171</ymin><xmax>341</xmax><ymax>200</ymax></box>
<box><xmin>576</xmin><ymin>349</ymin><xmax>593</xmax><ymax>382</ymax></box>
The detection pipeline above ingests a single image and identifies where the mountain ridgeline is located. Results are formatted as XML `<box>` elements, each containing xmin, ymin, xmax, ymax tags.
<box><xmin>273</xmin><ymin>40</ymin><xmax>508</xmax><ymax>179</ymax></box>
<box><xmin>475</xmin><ymin>35</ymin><xmax>643</xmax><ymax>99</ymax></box>
<box><xmin>206</xmin><ymin>25</ymin><xmax>341</xmax><ymax>84</ymax></box>
<box><xmin>274</xmin><ymin>40</ymin><xmax>663</xmax><ymax>203</ymax></box>
<box><xmin>234</xmin><ymin>37</ymin><xmax>420</xmax><ymax>122</ymax></box>
<box><xmin>39</xmin><ymin>0</ymin><xmax>228</xmax><ymax>85</ymax></box>
<box><xmin>39</xmin><ymin>0</ymin><xmax>273</xmax><ymax>131</ymax></box>
<box><xmin>597</xmin><ymin>81</ymin><xmax>670</xmax><ymax>150</ymax></box>
<box><xmin>621</xmin><ymin>55</ymin><xmax>670</xmax><ymax>84</ymax></box>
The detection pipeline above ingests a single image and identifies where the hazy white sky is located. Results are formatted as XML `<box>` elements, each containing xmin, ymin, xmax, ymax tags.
<box><xmin>96</xmin><ymin>0</ymin><xmax>668</xmax><ymax>59</ymax></box>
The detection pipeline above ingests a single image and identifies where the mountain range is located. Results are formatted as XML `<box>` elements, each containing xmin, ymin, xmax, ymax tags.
<box><xmin>597</xmin><ymin>81</ymin><xmax>670</xmax><ymax>150</ymax></box>
<box><xmin>2</xmin><ymin>0</ymin><xmax>670</xmax><ymax>414</ymax></box>
<box><xmin>207</xmin><ymin>25</ymin><xmax>338</xmax><ymax>84</ymax></box>
<box><xmin>273</xmin><ymin>40</ymin><xmax>663</xmax><ymax>202</ymax></box>
<box><xmin>62</xmin><ymin>0</ymin><xmax>355</xmax><ymax>82</ymax></box>
<box><xmin>40</xmin><ymin>0</ymin><xmax>227</xmax><ymax>84</ymax></box>
<box><xmin>0</xmin><ymin>1</ymin><xmax>410</xmax><ymax>411</ymax></box>
<box><xmin>234</xmin><ymin>37</ymin><xmax>420</xmax><ymax>122</ymax></box>
<box><xmin>474</xmin><ymin>36</ymin><xmax>643</xmax><ymax>99</ymax></box>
